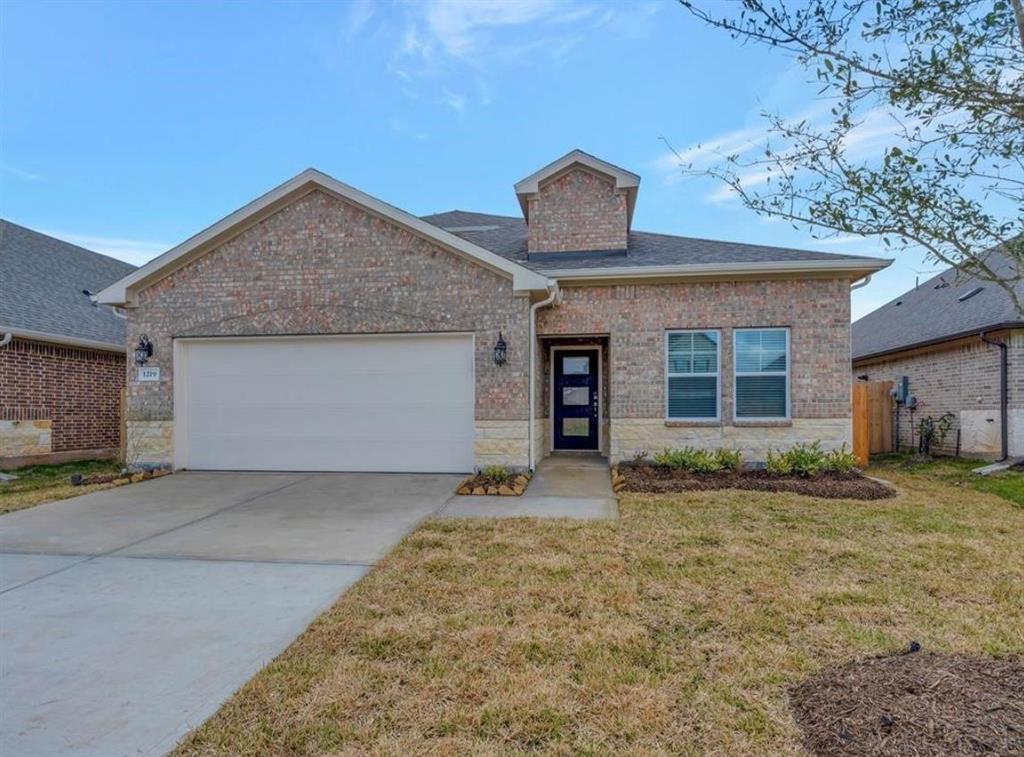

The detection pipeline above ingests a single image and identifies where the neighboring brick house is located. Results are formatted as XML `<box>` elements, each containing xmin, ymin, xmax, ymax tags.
<box><xmin>96</xmin><ymin>150</ymin><xmax>888</xmax><ymax>473</ymax></box>
<box><xmin>1</xmin><ymin>221</ymin><xmax>136</xmax><ymax>467</ymax></box>
<box><xmin>852</xmin><ymin>249</ymin><xmax>1024</xmax><ymax>459</ymax></box>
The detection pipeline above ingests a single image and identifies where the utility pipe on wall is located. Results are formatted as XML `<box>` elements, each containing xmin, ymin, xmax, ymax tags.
<box><xmin>528</xmin><ymin>282</ymin><xmax>561</xmax><ymax>471</ymax></box>
<box><xmin>980</xmin><ymin>331</ymin><xmax>1009</xmax><ymax>461</ymax></box>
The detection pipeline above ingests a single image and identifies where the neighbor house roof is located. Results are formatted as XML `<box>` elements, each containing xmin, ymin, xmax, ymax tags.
<box><xmin>421</xmin><ymin>210</ymin><xmax>889</xmax><ymax>281</ymax></box>
<box><xmin>852</xmin><ymin>248</ymin><xmax>1024</xmax><ymax>362</ymax></box>
<box><xmin>0</xmin><ymin>220</ymin><xmax>137</xmax><ymax>350</ymax></box>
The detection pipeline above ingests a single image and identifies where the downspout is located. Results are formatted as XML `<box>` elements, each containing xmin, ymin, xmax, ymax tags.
<box><xmin>528</xmin><ymin>281</ymin><xmax>561</xmax><ymax>471</ymax></box>
<box><xmin>850</xmin><ymin>273</ymin><xmax>873</xmax><ymax>291</ymax></box>
<box><xmin>0</xmin><ymin>332</ymin><xmax>12</xmax><ymax>348</ymax></box>
<box><xmin>980</xmin><ymin>331</ymin><xmax>1009</xmax><ymax>461</ymax></box>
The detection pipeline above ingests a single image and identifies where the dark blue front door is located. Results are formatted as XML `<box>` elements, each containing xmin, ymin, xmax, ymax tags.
<box><xmin>553</xmin><ymin>349</ymin><xmax>599</xmax><ymax>450</ymax></box>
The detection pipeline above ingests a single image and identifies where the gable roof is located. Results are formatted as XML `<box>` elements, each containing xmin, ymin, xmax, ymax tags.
<box><xmin>513</xmin><ymin>149</ymin><xmax>641</xmax><ymax>226</ymax></box>
<box><xmin>421</xmin><ymin>210</ymin><xmax>890</xmax><ymax>281</ymax></box>
<box><xmin>96</xmin><ymin>169</ymin><xmax>552</xmax><ymax>306</ymax></box>
<box><xmin>0</xmin><ymin>220</ymin><xmax>136</xmax><ymax>350</ymax></box>
<box><xmin>852</xmin><ymin>248</ymin><xmax>1024</xmax><ymax>361</ymax></box>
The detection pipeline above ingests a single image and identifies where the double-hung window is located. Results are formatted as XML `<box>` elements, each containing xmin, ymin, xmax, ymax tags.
<box><xmin>666</xmin><ymin>330</ymin><xmax>720</xmax><ymax>420</ymax></box>
<box><xmin>734</xmin><ymin>328</ymin><xmax>790</xmax><ymax>420</ymax></box>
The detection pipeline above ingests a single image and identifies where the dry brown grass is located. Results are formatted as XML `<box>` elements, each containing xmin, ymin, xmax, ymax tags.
<box><xmin>175</xmin><ymin>466</ymin><xmax>1024</xmax><ymax>756</ymax></box>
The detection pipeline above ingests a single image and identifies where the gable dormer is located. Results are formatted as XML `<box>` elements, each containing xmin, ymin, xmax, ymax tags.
<box><xmin>515</xmin><ymin>150</ymin><xmax>640</xmax><ymax>254</ymax></box>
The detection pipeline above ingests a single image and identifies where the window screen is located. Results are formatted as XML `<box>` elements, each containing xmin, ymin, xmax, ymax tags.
<box><xmin>734</xmin><ymin>329</ymin><xmax>789</xmax><ymax>419</ymax></box>
<box><xmin>666</xmin><ymin>331</ymin><xmax>719</xmax><ymax>419</ymax></box>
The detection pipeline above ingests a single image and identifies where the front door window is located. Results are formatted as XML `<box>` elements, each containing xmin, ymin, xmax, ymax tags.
<box><xmin>553</xmin><ymin>349</ymin><xmax>599</xmax><ymax>450</ymax></box>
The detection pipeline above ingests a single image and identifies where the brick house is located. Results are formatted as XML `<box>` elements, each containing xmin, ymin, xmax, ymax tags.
<box><xmin>1</xmin><ymin>221</ymin><xmax>136</xmax><ymax>467</ymax></box>
<box><xmin>96</xmin><ymin>150</ymin><xmax>888</xmax><ymax>473</ymax></box>
<box><xmin>852</xmin><ymin>249</ymin><xmax>1024</xmax><ymax>459</ymax></box>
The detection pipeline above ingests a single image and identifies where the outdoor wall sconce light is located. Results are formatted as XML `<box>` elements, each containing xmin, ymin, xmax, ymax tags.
<box><xmin>493</xmin><ymin>332</ymin><xmax>508</xmax><ymax>366</ymax></box>
<box><xmin>134</xmin><ymin>335</ymin><xmax>154</xmax><ymax>366</ymax></box>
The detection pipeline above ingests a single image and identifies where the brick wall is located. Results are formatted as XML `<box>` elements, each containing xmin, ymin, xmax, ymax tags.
<box><xmin>127</xmin><ymin>188</ymin><xmax>532</xmax><ymax>467</ymax></box>
<box><xmin>853</xmin><ymin>330</ymin><xmax>1024</xmax><ymax>456</ymax></box>
<box><xmin>537</xmin><ymin>278</ymin><xmax>853</xmax><ymax>461</ymax></box>
<box><xmin>526</xmin><ymin>166</ymin><xmax>628</xmax><ymax>252</ymax></box>
<box><xmin>0</xmin><ymin>337</ymin><xmax>125</xmax><ymax>462</ymax></box>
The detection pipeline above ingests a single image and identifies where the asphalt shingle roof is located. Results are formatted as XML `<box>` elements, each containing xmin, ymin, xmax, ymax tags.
<box><xmin>852</xmin><ymin>248</ymin><xmax>1024</xmax><ymax>360</ymax></box>
<box><xmin>0</xmin><ymin>220</ymin><xmax>137</xmax><ymax>347</ymax></box>
<box><xmin>420</xmin><ymin>210</ymin><xmax>883</xmax><ymax>271</ymax></box>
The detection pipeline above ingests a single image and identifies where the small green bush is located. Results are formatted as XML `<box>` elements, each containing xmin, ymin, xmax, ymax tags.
<box><xmin>824</xmin><ymin>444</ymin><xmax>860</xmax><ymax>474</ymax></box>
<box><xmin>782</xmin><ymin>441</ymin><xmax>827</xmax><ymax>477</ymax></box>
<box><xmin>481</xmin><ymin>465</ymin><xmax>513</xmax><ymax>483</ymax></box>
<box><xmin>764</xmin><ymin>448</ymin><xmax>792</xmax><ymax>476</ymax></box>
<box><xmin>715</xmin><ymin>448</ymin><xmax>743</xmax><ymax>472</ymax></box>
<box><xmin>653</xmin><ymin>446</ymin><xmax>723</xmax><ymax>474</ymax></box>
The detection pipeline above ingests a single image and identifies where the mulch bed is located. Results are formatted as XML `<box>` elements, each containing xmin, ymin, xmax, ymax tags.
<box><xmin>790</xmin><ymin>648</ymin><xmax>1024</xmax><ymax>756</ymax></box>
<box><xmin>617</xmin><ymin>462</ymin><xmax>895</xmax><ymax>500</ymax></box>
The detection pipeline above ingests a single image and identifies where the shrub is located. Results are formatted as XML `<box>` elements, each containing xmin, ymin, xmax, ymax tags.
<box><xmin>764</xmin><ymin>448</ymin><xmax>792</xmax><ymax>476</ymax></box>
<box><xmin>481</xmin><ymin>465</ymin><xmax>512</xmax><ymax>483</ymax></box>
<box><xmin>653</xmin><ymin>446</ymin><xmax>723</xmax><ymax>474</ymax></box>
<box><xmin>782</xmin><ymin>441</ymin><xmax>827</xmax><ymax>477</ymax></box>
<box><xmin>715</xmin><ymin>448</ymin><xmax>743</xmax><ymax>472</ymax></box>
<box><xmin>824</xmin><ymin>444</ymin><xmax>860</xmax><ymax>474</ymax></box>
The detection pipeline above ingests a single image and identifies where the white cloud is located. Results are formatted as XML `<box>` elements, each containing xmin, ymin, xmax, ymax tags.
<box><xmin>344</xmin><ymin>0</ymin><xmax>375</xmax><ymax>39</ymax></box>
<box><xmin>38</xmin><ymin>229</ymin><xmax>167</xmax><ymax>266</ymax></box>
<box><xmin>387</xmin><ymin>117</ymin><xmax>428</xmax><ymax>141</ymax></box>
<box><xmin>2</xmin><ymin>164</ymin><xmax>43</xmax><ymax>181</ymax></box>
<box><xmin>386</xmin><ymin>1</ymin><xmax>658</xmax><ymax>112</ymax></box>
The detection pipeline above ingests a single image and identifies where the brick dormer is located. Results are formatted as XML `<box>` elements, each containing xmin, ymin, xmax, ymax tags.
<box><xmin>515</xmin><ymin>150</ymin><xmax>640</xmax><ymax>253</ymax></box>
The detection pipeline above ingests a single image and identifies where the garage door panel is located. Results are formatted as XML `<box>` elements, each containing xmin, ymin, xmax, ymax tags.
<box><xmin>180</xmin><ymin>335</ymin><xmax>474</xmax><ymax>472</ymax></box>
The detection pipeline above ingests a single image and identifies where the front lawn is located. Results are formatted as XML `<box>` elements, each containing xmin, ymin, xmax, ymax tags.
<box><xmin>0</xmin><ymin>459</ymin><xmax>122</xmax><ymax>515</ymax></box>
<box><xmin>175</xmin><ymin>465</ymin><xmax>1024</xmax><ymax>755</ymax></box>
<box><xmin>872</xmin><ymin>453</ymin><xmax>1024</xmax><ymax>508</ymax></box>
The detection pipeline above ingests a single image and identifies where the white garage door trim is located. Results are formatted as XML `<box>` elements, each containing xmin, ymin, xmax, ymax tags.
<box><xmin>173</xmin><ymin>333</ymin><xmax>475</xmax><ymax>473</ymax></box>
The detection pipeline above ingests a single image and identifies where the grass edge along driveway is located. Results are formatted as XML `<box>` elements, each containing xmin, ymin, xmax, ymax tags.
<box><xmin>174</xmin><ymin>463</ymin><xmax>1024</xmax><ymax>755</ymax></box>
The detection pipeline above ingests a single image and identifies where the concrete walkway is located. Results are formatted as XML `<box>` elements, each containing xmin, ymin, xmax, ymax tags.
<box><xmin>0</xmin><ymin>471</ymin><xmax>459</xmax><ymax>757</ymax></box>
<box><xmin>440</xmin><ymin>454</ymin><xmax>618</xmax><ymax>520</ymax></box>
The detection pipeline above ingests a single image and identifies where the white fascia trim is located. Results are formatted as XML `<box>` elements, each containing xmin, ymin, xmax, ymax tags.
<box><xmin>0</xmin><ymin>326</ymin><xmax>125</xmax><ymax>353</ymax></box>
<box><xmin>514</xmin><ymin>149</ymin><xmax>640</xmax><ymax>194</ymax></box>
<box><xmin>547</xmin><ymin>258</ymin><xmax>893</xmax><ymax>282</ymax></box>
<box><xmin>97</xmin><ymin>168</ymin><xmax>550</xmax><ymax>305</ymax></box>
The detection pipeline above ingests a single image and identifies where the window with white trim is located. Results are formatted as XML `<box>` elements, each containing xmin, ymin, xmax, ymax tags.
<box><xmin>734</xmin><ymin>328</ymin><xmax>790</xmax><ymax>419</ymax></box>
<box><xmin>665</xmin><ymin>330</ymin><xmax>720</xmax><ymax>420</ymax></box>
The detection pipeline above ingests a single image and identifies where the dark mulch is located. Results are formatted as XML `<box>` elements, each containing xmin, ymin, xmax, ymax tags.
<box><xmin>790</xmin><ymin>649</ymin><xmax>1024</xmax><ymax>756</ymax></box>
<box><xmin>617</xmin><ymin>463</ymin><xmax>895</xmax><ymax>500</ymax></box>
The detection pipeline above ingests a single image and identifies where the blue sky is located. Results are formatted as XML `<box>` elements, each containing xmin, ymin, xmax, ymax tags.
<box><xmin>1</xmin><ymin>0</ymin><xmax>935</xmax><ymax>320</ymax></box>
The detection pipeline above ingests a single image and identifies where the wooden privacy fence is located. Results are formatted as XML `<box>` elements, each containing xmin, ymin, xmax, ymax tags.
<box><xmin>852</xmin><ymin>380</ymin><xmax>894</xmax><ymax>466</ymax></box>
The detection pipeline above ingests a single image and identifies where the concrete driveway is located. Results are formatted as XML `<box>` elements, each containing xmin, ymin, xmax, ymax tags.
<box><xmin>0</xmin><ymin>471</ymin><xmax>460</xmax><ymax>757</ymax></box>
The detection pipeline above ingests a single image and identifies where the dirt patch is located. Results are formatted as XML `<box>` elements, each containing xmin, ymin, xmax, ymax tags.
<box><xmin>618</xmin><ymin>463</ymin><xmax>895</xmax><ymax>500</ymax></box>
<box><xmin>790</xmin><ymin>649</ymin><xmax>1024</xmax><ymax>756</ymax></box>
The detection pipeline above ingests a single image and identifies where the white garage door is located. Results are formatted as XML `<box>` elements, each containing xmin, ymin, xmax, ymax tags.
<box><xmin>176</xmin><ymin>334</ymin><xmax>474</xmax><ymax>473</ymax></box>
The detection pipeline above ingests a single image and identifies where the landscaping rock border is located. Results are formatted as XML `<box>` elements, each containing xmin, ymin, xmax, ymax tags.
<box><xmin>456</xmin><ymin>472</ymin><xmax>532</xmax><ymax>496</ymax></box>
<box><xmin>70</xmin><ymin>468</ymin><xmax>171</xmax><ymax>487</ymax></box>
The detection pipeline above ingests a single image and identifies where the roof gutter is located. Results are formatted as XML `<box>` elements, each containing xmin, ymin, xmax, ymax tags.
<box><xmin>546</xmin><ymin>258</ymin><xmax>892</xmax><ymax>282</ymax></box>
<box><xmin>528</xmin><ymin>281</ymin><xmax>561</xmax><ymax>471</ymax></box>
<box><xmin>0</xmin><ymin>326</ymin><xmax>125</xmax><ymax>353</ymax></box>
<box><xmin>980</xmin><ymin>331</ymin><xmax>1009</xmax><ymax>461</ymax></box>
